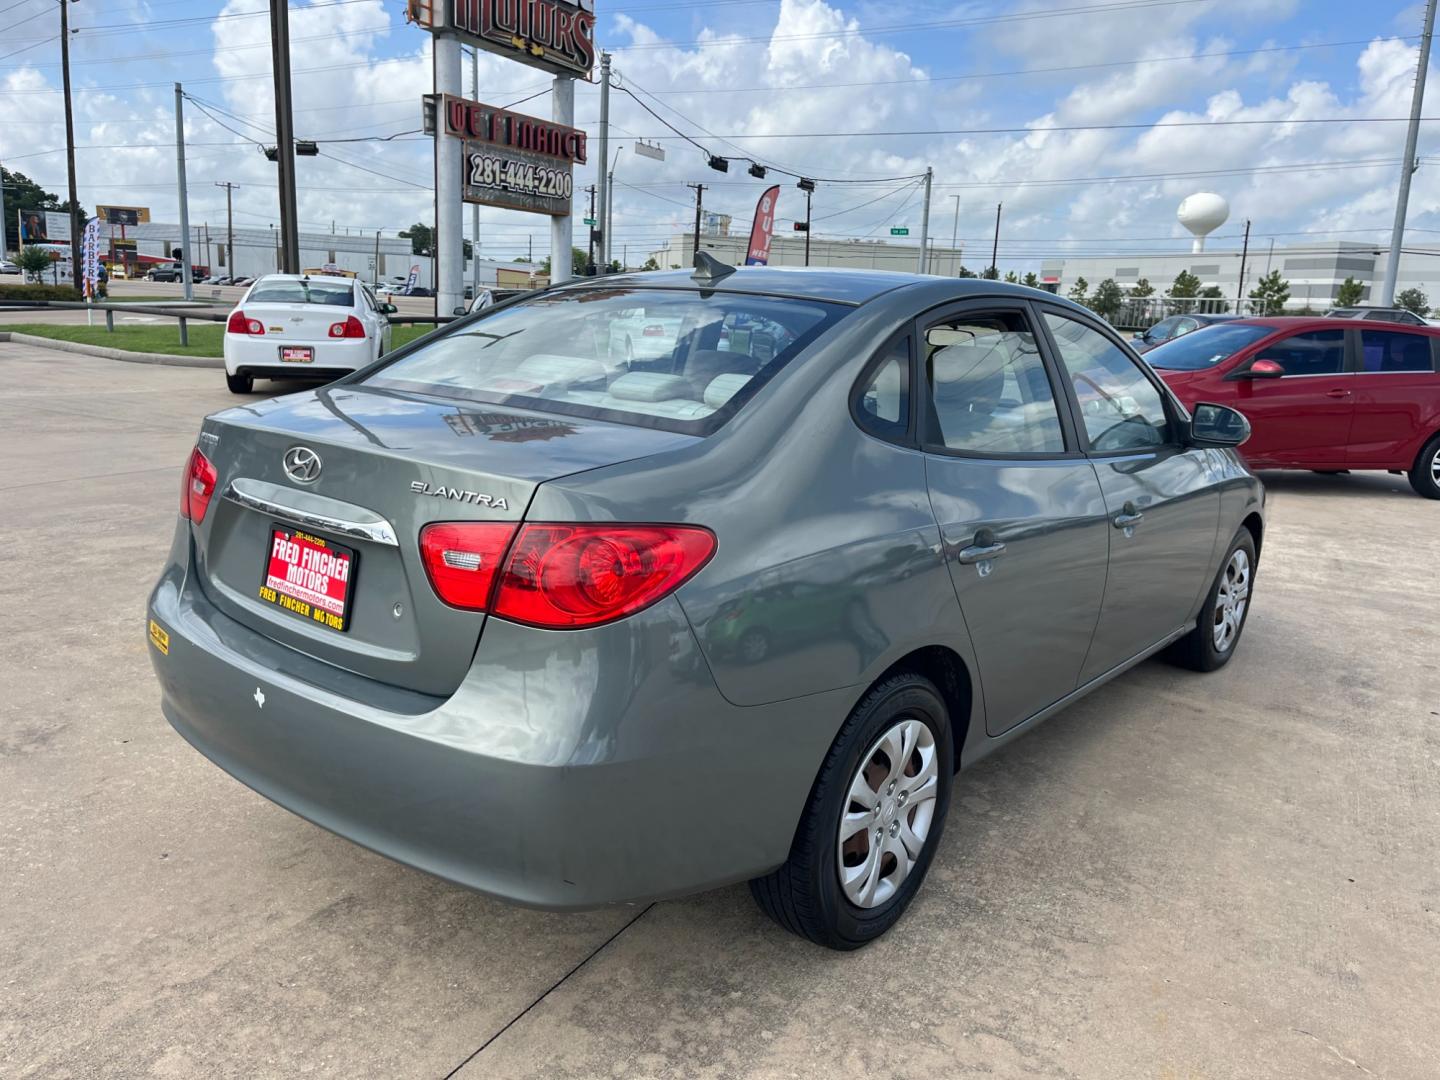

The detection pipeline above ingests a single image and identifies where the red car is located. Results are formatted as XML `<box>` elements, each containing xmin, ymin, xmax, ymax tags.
<box><xmin>1148</xmin><ymin>317</ymin><xmax>1440</xmax><ymax>499</ymax></box>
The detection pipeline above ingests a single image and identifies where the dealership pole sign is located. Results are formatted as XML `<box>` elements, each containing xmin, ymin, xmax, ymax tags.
<box><xmin>438</xmin><ymin>93</ymin><xmax>585</xmax><ymax>216</ymax></box>
<box><xmin>408</xmin><ymin>0</ymin><xmax>596</xmax><ymax>80</ymax></box>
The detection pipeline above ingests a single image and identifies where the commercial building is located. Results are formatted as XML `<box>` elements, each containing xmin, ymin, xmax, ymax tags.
<box><xmin>648</xmin><ymin>232</ymin><xmax>971</xmax><ymax>274</ymax></box>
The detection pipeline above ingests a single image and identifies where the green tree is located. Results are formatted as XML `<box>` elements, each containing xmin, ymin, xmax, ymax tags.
<box><xmin>1396</xmin><ymin>286</ymin><xmax>1430</xmax><ymax>317</ymax></box>
<box><xmin>1167</xmin><ymin>270</ymin><xmax>1201</xmax><ymax>298</ymax></box>
<box><xmin>1003</xmin><ymin>270</ymin><xmax>1019</xmax><ymax>283</ymax></box>
<box><xmin>1199</xmin><ymin>284</ymin><xmax>1229</xmax><ymax>313</ymax></box>
<box><xmin>1067</xmin><ymin>276</ymin><xmax>1089</xmax><ymax>306</ymax></box>
<box><xmin>641</xmin><ymin>256</ymin><xmax>660</xmax><ymax>271</ymax></box>
<box><xmin>982</xmin><ymin>265</ymin><xmax>999</xmax><ymax>280</ymax></box>
<box><xmin>1129</xmin><ymin>277</ymin><xmax>1155</xmax><ymax>298</ymax></box>
<box><xmin>399</xmin><ymin>222</ymin><xmax>432</xmax><ymax>255</ymax></box>
<box><xmin>1335</xmin><ymin>276</ymin><xmax>1364</xmax><ymax>307</ymax></box>
<box><xmin>1248</xmin><ymin>269</ymin><xmax>1290</xmax><ymax>315</ymax></box>
<box><xmin>957</xmin><ymin>265</ymin><xmax>977</xmax><ymax>278</ymax></box>
<box><xmin>1090</xmin><ymin>278</ymin><xmax>1124</xmax><ymax>320</ymax></box>
<box><xmin>17</xmin><ymin>246</ymin><xmax>54</xmax><ymax>282</ymax></box>
<box><xmin>1022</xmin><ymin>271</ymin><xmax>1040</xmax><ymax>289</ymax></box>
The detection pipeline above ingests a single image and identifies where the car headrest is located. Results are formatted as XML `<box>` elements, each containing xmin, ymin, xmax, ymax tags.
<box><xmin>704</xmin><ymin>373</ymin><xmax>751</xmax><ymax>409</ymax></box>
<box><xmin>608</xmin><ymin>372</ymin><xmax>694</xmax><ymax>402</ymax></box>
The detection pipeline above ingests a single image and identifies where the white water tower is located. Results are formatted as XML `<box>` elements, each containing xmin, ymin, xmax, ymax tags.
<box><xmin>1178</xmin><ymin>192</ymin><xmax>1230</xmax><ymax>253</ymax></box>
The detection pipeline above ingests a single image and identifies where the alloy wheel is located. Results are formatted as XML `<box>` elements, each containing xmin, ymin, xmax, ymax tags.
<box><xmin>1212</xmin><ymin>548</ymin><xmax>1251</xmax><ymax>653</ymax></box>
<box><xmin>1431</xmin><ymin>445</ymin><xmax>1440</xmax><ymax>487</ymax></box>
<box><xmin>837</xmin><ymin>718</ymin><xmax>938</xmax><ymax>909</ymax></box>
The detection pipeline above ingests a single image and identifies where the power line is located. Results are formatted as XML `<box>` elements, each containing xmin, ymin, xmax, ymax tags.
<box><xmin>626</xmin><ymin>117</ymin><xmax>1440</xmax><ymax>140</ymax></box>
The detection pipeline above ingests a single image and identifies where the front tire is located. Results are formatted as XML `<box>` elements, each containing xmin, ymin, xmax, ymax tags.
<box><xmin>1166</xmin><ymin>528</ymin><xmax>1257</xmax><ymax>672</ymax></box>
<box><xmin>225</xmin><ymin>371</ymin><xmax>254</xmax><ymax>394</ymax></box>
<box><xmin>750</xmin><ymin>673</ymin><xmax>953</xmax><ymax>950</ymax></box>
<box><xmin>1407</xmin><ymin>432</ymin><xmax>1440</xmax><ymax>499</ymax></box>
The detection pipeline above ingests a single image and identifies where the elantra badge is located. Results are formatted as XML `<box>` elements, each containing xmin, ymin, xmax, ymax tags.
<box><xmin>409</xmin><ymin>480</ymin><xmax>509</xmax><ymax>510</ymax></box>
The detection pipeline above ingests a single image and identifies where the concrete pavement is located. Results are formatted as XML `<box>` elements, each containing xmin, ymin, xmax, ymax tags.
<box><xmin>2</xmin><ymin>343</ymin><xmax>1436</xmax><ymax>1078</ymax></box>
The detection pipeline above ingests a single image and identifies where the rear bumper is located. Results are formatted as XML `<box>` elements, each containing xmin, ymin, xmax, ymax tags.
<box><xmin>223</xmin><ymin>335</ymin><xmax>373</xmax><ymax>376</ymax></box>
<box><xmin>147</xmin><ymin>524</ymin><xmax>849</xmax><ymax>908</ymax></box>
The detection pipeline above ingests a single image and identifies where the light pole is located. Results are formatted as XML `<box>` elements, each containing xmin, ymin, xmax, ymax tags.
<box><xmin>949</xmin><ymin>194</ymin><xmax>961</xmax><ymax>276</ymax></box>
<box><xmin>59</xmin><ymin>0</ymin><xmax>81</xmax><ymax>284</ymax></box>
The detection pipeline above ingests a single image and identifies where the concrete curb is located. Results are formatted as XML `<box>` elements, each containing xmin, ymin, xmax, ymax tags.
<box><xmin>0</xmin><ymin>331</ymin><xmax>223</xmax><ymax>369</ymax></box>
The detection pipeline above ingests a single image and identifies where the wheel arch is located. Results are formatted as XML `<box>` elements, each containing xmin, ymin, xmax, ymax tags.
<box><xmin>1240</xmin><ymin>511</ymin><xmax>1264</xmax><ymax>558</ymax></box>
<box><xmin>863</xmin><ymin>645</ymin><xmax>975</xmax><ymax>773</ymax></box>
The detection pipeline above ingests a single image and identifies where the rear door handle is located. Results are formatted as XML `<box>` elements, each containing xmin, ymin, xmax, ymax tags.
<box><xmin>1326</xmin><ymin>388</ymin><xmax>1352</xmax><ymax>398</ymax></box>
<box><xmin>957</xmin><ymin>541</ymin><xmax>1006</xmax><ymax>564</ymax></box>
<box><xmin>1113</xmin><ymin>501</ymin><xmax>1144</xmax><ymax>529</ymax></box>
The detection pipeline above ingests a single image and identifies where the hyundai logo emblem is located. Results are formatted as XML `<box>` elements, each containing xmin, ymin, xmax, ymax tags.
<box><xmin>283</xmin><ymin>446</ymin><xmax>322</xmax><ymax>484</ymax></box>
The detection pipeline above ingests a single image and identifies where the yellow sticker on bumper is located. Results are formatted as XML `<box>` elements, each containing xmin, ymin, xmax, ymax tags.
<box><xmin>148</xmin><ymin>619</ymin><xmax>169</xmax><ymax>655</ymax></box>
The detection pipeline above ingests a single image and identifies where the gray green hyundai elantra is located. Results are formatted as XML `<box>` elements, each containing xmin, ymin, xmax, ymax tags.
<box><xmin>147</xmin><ymin>260</ymin><xmax>1264</xmax><ymax>949</ymax></box>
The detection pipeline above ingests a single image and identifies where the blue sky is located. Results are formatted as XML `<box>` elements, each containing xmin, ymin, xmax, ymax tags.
<box><xmin>1</xmin><ymin>0</ymin><xmax>1436</xmax><ymax>267</ymax></box>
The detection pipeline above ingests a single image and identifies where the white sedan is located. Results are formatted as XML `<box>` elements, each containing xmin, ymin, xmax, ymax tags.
<box><xmin>223</xmin><ymin>273</ymin><xmax>395</xmax><ymax>394</ymax></box>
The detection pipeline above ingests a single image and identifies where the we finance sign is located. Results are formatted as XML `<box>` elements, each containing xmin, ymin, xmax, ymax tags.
<box><xmin>452</xmin><ymin>0</ymin><xmax>595</xmax><ymax>79</ymax></box>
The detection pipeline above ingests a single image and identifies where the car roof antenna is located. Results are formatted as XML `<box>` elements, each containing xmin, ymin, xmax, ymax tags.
<box><xmin>692</xmin><ymin>251</ymin><xmax>737</xmax><ymax>284</ymax></box>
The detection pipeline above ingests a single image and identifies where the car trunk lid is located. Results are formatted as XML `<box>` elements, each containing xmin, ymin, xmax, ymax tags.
<box><xmin>189</xmin><ymin>383</ymin><xmax>697</xmax><ymax>696</ymax></box>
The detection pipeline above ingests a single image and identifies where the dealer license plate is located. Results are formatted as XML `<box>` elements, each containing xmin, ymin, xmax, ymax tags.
<box><xmin>280</xmin><ymin>346</ymin><xmax>314</xmax><ymax>363</ymax></box>
<box><xmin>259</xmin><ymin>525</ymin><xmax>355</xmax><ymax>632</ymax></box>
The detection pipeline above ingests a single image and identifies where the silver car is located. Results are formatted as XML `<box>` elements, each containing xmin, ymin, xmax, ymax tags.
<box><xmin>148</xmin><ymin>260</ymin><xmax>1264</xmax><ymax>949</ymax></box>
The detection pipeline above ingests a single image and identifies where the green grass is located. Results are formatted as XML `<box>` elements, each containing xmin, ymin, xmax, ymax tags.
<box><xmin>5</xmin><ymin>322</ymin><xmax>435</xmax><ymax>359</ymax></box>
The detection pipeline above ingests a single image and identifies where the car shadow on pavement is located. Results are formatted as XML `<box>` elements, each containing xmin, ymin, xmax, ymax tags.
<box><xmin>1254</xmin><ymin>469</ymin><xmax>1415</xmax><ymax>498</ymax></box>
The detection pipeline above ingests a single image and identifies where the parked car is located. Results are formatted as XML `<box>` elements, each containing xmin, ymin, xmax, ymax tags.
<box><xmin>0</xmin><ymin>259</ymin><xmax>21</xmax><ymax>275</ymax></box>
<box><xmin>1324</xmin><ymin>306</ymin><xmax>1428</xmax><ymax>326</ymax></box>
<box><xmin>146</xmin><ymin>265</ymin><xmax>187</xmax><ymax>283</ymax></box>
<box><xmin>221</xmin><ymin>273</ymin><xmax>396</xmax><ymax>394</ymax></box>
<box><xmin>1131</xmin><ymin>313</ymin><xmax>1238</xmax><ymax>354</ymax></box>
<box><xmin>1147</xmin><ymin>316</ymin><xmax>1440</xmax><ymax>498</ymax></box>
<box><xmin>149</xmin><ymin>263</ymin><xmax>1263</xmax><ymax>950</ymax></box>
<box><xmin>467</xmin><ymin>287</ymin><xmax>526</xmax><ymax>313</ymax></box>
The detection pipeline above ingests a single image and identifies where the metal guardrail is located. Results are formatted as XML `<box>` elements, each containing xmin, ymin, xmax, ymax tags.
<box><xmin>0</xmin><ymin>299</ymin><xmax>458</xmax><ymax>346</ymax></box>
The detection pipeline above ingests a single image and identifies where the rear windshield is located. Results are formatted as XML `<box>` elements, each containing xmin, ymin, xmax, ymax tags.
<box><xmin>248</xmin><ymin>279</ymin><xmax>354</xmax><ymax>306</ymax></box>
<box><xmin>361</xmin><ymin>287</ymin><xmax>847</xmax><ymax>434</ymax></box>
<box><xmin>1145</xmin><ymin>323</ymin><xmax>1275</xmax><ymax>370</ymax></box>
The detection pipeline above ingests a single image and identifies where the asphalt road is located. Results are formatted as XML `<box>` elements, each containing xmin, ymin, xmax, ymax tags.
<box><xmin>2</xmin><ymin>342</ymin><xmax>1437</xmax><ymax>1079</ymax></box>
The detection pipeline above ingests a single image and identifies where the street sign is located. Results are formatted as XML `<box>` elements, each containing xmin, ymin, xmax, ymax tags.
<box><xmin>890</xmin><ymin>227</ymin><xmax>909</xmax><ymax>236</ymax></box>
<box><xmin>584</xmin><ymin>217</ymin><xmax>596</xmax><ymax>225</ymax></box>
<box><xmin>446</xmin><ymin>96</ymin><xmax>585</xmax><ymax>217</ymax></box>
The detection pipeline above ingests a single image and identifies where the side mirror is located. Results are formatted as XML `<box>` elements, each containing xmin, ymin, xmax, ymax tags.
<box><xmin>452</xmin><ymin>305</ymin><xmax>466</xmax><ymax>316</ymax></box>
<box><xmin>380</xmin><ymin>302</ymin><xmax>398</xmax><ymax>314</ymax></box>
<box><xmin>1242</xmin><ymin>358</ymin><xmax>1285</xmax><ymax>379</ymax></box>
<box><xmin>1189</xmin><ymin>403</ymin><xmax>1251</xmax><ymax>448</ymax></box>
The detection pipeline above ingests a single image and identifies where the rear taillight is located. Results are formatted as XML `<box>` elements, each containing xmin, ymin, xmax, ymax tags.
<box><xmin>493</xmin><ymin>524</ymin><xmax>715</xmax><ymax>628</ymax></box>
<box><xmin>418</xmin><ymin>522</ymin><xmax>520</xmax><ymax>611</ymax></box>
<box><xmin>226</xmin><ymin>310</ymin><xmax>264</xmax><ymax>335</ymax></box>
<box><xmin>180</xmin><ymin>447</ymin><xmax>218</xmax><ymax>523</ymax></box>
<box><xmin>419</xmin><ymin>522</ymin><xmax>716</xmax><ymax>627</ymax></box>
<box><xmin>329</xmin><ymin>315</ymin><xmax>366</xmax><ymax>338</ymax></box>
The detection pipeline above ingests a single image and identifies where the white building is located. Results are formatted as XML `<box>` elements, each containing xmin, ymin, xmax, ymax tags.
<box><xmin>648</xmin><ymin>232</ymin><xmax>970</xmax><ymax>274</ymax></box>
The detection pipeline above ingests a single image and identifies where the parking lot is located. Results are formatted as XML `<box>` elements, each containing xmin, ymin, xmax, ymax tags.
<box><xmin>2</xmin><ymin>340</ymin><xmax>1436</xmax><ymax>1078</ymax></box>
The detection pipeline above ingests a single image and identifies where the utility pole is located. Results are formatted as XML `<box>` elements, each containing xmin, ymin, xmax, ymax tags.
<box><xmin>688</xmin><ymin>183</ymin><xmax>705</xmax><ymax>261</ymax></box>
<box><xmin>1</xmin><ymin>161</ymin><xmax>9</xmax><ymax>257</ymax></box>
<box><xmin>471</xmin><ymin>45</ymin><xmax>480</xmax><ymax>298</ymax></box>
<box><xmin>59</xmin><ymin>0</ymin><xmax>81</xmax><ymax>285</ymax></box>
<box><xmin>373</xmin><ymin>230</ymin><xmax>381</xmax><ymax>287</ymax></box>
<box><xmin>916</xmin><ymin>166</ymin><xmax>932</xmax><ymax>273</ymax></box>
<box><xmin>1381</xmin><ymin>0</ymin><xmax>1437</xmax><ymax>306</ymax></box>
<box><xmin>174</xmin><ymin>84</ymin><xmax>194</xmax><ymax>302</ymax></box>
<box><xmin>550</xmin><ymin>75</ymin><xmax>575</xmax><ymax>284</ymax></box>
<box><xmin>215</xmin><ymin>182</ymin><xmax>238</xmax><ymax>278</ymax></box>
<box><xmin>268</xmin><ymin>0</ymin><xmax>300</xmax><ymax>273</ymax></box>
<box><xmin>804</xmin><ymin>186</ymin><xmax>812</xmax><ymax>266</ymax></box>
<box><xmin>596</xmin><ymin>53</ymin><xmax>611</xmax><ymax>269</ymax></box>
<box><xmin>949</xmin><ymin>194</ymin><xmax>961</xmax><ymax>275</ymax></box>
<box><xmin>585</xmin><ymin>184</ymin><xmax>597</xmax><ymax>274</ymax></box>
<box><xmin>1236</xmin><ymin>218</ymin><xmax>1251</xmax><ymax>312</ymax></box>
<box><xmin>990</xmin><ymin>202</ymin><xmax>1002</xmax><ymax>277</ymax></box>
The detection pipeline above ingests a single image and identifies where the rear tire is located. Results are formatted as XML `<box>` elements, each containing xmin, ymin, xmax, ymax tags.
<box><xmin>749</xmin><ymin>672</ymin><xmax>953</xmax><ymax>950</ymax></box>
<box><xmin>1407</xmin><ymin>432</ymin><xmax>1440</xmax><ymax>499</ymax></box>
<box><xmin>226</xmin><ymin>371</ymin><xmax>254</xmax><ymax>394</ymax></box>
<box><xmin>1166</xmin><ymin>529</ymin><xmax>1257</xmax><ymax>672</ymax></box>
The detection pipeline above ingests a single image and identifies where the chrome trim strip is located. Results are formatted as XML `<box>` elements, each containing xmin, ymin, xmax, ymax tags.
<box><xmin>222</xmin><ymin>482</ymin><xmax>399</xmax><ymax>546</ymax></box>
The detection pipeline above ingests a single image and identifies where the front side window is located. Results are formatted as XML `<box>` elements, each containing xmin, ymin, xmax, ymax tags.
<box><xmin>922</xmin><ymin>312</ymin><xmax>1065</xmax><ymax>455</ymax></box>
<box><xmin>1359</xmin><ymin>329</ymin><xmax>1433</xmax><ymax>372</ymax></box>
<box><xmin>1149</xmin><ymin>317</ymin><xmax>1180</xmax><ymax>341</ymax></box>
<box><xmin>1044</xmin><ymin>311</ymin><xmax>1172</xmax><ymax>451</ymax></box>
<box><xmin>1256</xmin><ymin>329</ymin><xmax>1345</xmax><ymax>376</ymax></box>
<box><xmin>361</xmin><ymin>288</ymin><xmax>845</xmax><ymax>434</ymax></box>
<box><xmin>1146</xmin><ymin>323</ymin><xmax>1273</xmax><ymax>370</ymax></box>
<box><xmin>855</xmin><ymin>336</ymin><xmax>910</xmax><ymax>441</ymax></box>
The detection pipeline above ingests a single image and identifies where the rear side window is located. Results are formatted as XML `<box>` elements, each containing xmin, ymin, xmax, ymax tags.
<box><xmin>361</xmin><ymin>288</ymin><xmax>846</xmax><ymax>435</ymax></box>
<box><xmin>249</xmin><ymin>280</ymin><xmax>354</xmax><ymax>306</ymax></box>
<box><xmin>1257</xmin><ymin>330</ymin><xmax>1345</xmax><ymax>376</ymax></box>
<box><xmin>1044</xmin><ymin>311</ymin><xmax>1172</xmax><ymax>451</ymax></box>
<box><xmin>1359</xmin><ymin>329</ymin><xmax>1434</xmax><ymax>372</ymax></box>
<box><xmin>922</xmin><ymin>312</ymin><xmax>1065</xmax><ymax>455</ymax></box>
